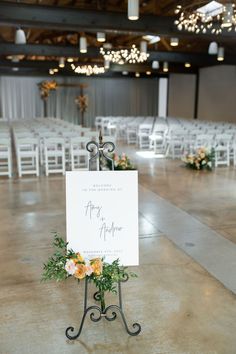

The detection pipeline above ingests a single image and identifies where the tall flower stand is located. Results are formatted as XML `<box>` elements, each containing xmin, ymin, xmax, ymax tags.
<box><xmin>65</xmin><ymin>133</ymin><xmax>141</xmax><ymax>339</ymax></box>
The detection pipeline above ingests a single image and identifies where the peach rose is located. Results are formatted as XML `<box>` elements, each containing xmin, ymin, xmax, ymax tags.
<box><xmin>85</xmin><ymin>265</ymin><xmax>94</xmax><ymax>276</ymax></box>
<box><xmin>74</xmin><ymin>264</ymin><xmax>87</xmax><ymax>279</ymax></box>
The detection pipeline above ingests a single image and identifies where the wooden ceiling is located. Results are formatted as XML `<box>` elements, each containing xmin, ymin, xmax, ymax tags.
<box><xmin>0</xmin><ymin>0</ymin><xmax>235</xmax><ymax>77</ymax></box>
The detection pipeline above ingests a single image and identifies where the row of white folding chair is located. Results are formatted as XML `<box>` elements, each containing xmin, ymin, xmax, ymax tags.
<box><xmin>44</xmin><ymin>137</ymin><xmax>90</xmax><ymax>175</ymax></box>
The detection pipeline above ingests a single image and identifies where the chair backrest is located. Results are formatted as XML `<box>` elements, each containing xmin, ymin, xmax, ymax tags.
<box><xmin>70</xmin><ymin>137</ymin><xmax>88</xmax><ymax>150</ymax></box>
<box><xmin>215</xmin><ymin>134</ymin><xmax>232</xmax><ymax>142</ymax></box>
<box><xmin>0</xmin><ymin>138</ymin><xmax>11</xmax><ymax>148</ymax></box>
<box><xmin>44</xmin><ymin>137</ymin><xmax>65</xmax><ymax>148</ymax></box>
<box><xmin>62</xmin><ymin>131</ymin><xmax>79</xmax><ymax>138</ymax></box>
<box><xmin>39</xmin><ymin>131</ymin><xmax>58</xmax><ymax>138</ymax></box>
<box><xmin>17</xmin><ymin>138</ymin><xmax>39</xmax><ymax>151</ymax></box>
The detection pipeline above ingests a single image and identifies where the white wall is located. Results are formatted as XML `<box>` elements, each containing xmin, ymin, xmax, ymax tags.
<box><xmin>168</xmin><ymin>73</ymin><xmax>196</xmax><ymax>119</ymax></box>
<box><xmin>198</xmin><ymin>65</ymin><xmax>236</xmax><ymax>122</ymax></box>
<box><xmin>158</xmin><ymin>78</ymin><xmax>168</xmax><ymax>117</ymax></box>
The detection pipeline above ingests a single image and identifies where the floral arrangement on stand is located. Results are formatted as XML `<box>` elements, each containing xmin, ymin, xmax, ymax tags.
<box><xmin>75</xmin><ymin>95</ymin><xmax>89</xmax><ymax>114</ymax></box>
<box><xmin>182</xmin><ymin>147</ymin><xmax>215</xmax><ymax>170</ymax></box>
<box><xmin>38</xmin><ymin>80</ymin><xmax>58</xmax><ymax>100</ymax></box>
<box><xmin>42</xmin><ymin>234</ymin><xmax>137</xmax><ymax>311</ymax></box>
<box><xmin>113</xmin><ymin>153</ymin><xmax>135</xmax><ymax>170</ymax></box>
<box><xmin>106</xmin><ymin>153</ymin><xmax>135</xmax><ymax>170</ymax></box>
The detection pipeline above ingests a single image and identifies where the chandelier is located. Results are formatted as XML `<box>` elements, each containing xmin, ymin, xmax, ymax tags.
<box><xmin>71</xmin><ymin>64</ymin><xmax>105</xmax><ymax>76</ymax></box>
<box><xmin>174</xmin><ymin>1</ymin><xmax>236</xmax><ymax>35</ymax></box>
<box><xmin>100</xmin><ymin>44</ymin><xmax>149</xmax><ymax>65</ymax></box>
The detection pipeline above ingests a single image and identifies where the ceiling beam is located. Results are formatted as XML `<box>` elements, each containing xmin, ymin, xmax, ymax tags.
<box><xmin>0</xmin><ymin>43</ymin><xmax>233</xmax><ymax>66</ymax></box>
<box><xmin>0</xmin><ymin>1</ymin><xmax>236</xmax><ymax>41</ymax></box>
<box><xmin>0</xmin><ymin>59</ymin><xmax>198</xmax><ymax>75</ymax></box>
<box><xmin>0</xmin><ymin>43</ymin><xmax>99</xmax><ymax>58</ymax></box>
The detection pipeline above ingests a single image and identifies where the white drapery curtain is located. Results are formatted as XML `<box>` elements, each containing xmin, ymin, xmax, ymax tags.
<box><xmin>0</xmin><ymin>76</ymin><xmax>159</xmax><ymax>126</ymax></box>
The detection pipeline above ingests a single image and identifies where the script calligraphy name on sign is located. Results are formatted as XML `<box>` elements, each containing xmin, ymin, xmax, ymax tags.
<box><xmin>66</xmin><ymin>171</ymin><xmax>139</xmax><ymax>266</ymax></box>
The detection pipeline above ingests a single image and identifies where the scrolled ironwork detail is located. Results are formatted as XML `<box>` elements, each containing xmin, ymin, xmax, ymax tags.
<box><xmin>89</xmin><ymin>306</ymin><xmax>102</xmax><ymax>322</ymax></box>
<box><xmin>120</xmin><ymin>273</ymin><xmax>129</xmax><ymax>283</ymax></box>
<box><xmin>86</xmin><ymin>132</ymin><xmax>115</xmax><ymax>171</ymax></box>
<box><xmin>93</xmin><ymin>291</ymin><xmax>101</xmax><ymax>301</ymax></box>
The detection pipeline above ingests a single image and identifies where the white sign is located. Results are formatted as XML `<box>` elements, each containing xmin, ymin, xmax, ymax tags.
<box><xmin>66</xmin><ymin>171</ymin><xmax>139</xmax><ymax>266</ymax></box>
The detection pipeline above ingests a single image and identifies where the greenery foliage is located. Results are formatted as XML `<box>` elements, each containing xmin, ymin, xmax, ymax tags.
<box><xmin>42</xmin><ymin>233</ymin><xmax>137</xmax><ymax>303</ymax></box>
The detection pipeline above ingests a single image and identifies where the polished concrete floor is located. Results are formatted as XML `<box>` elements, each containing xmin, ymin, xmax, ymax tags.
<box><xmin>0</xmin><ymin>146</ymin><xmax>236</xmax><ymax>354</ymax></box>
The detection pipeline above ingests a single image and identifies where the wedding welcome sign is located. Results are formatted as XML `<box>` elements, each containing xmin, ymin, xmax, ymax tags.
<box><xmin>66</xmin><ymin>171</ymin><xmax>139</xmax><ymax>266</ymax></box>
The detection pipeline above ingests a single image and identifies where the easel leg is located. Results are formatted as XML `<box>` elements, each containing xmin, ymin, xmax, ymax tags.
<box><xmin>65</xmin><ymin>279</ymin><xmax>141</xmax><ymax>340</ymax></box>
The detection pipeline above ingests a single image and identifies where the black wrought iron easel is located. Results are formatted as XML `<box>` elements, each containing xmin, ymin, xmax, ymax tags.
<box><xmin>65</xmin><ymin>132</ymin><xmax>141</xmax><ymax>340</ymax></box>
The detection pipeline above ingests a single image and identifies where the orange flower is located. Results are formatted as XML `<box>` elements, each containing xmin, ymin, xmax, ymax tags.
<box><xmin>76</xmin><ymin>252</ymin><xmax>84</xmax><ymax>263</ymax></box>
<box><xmin>74</xmin><ymin>264</ymin><xmax>87</xmax><ymax>280</ymax></box>
<box><xmin>90</xmin><ymin>258</ymin><xmax>103</xmax><ymax>276</ymax></box>
<box><xmin>72</xmin><ymin>252</ymin><xmax>84</xmax><ymax>264</ymax></box>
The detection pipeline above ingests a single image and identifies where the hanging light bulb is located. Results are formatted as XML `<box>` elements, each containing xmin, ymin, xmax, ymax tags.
<box><xmin>146</xmin><ymin>71</ymin><xmax>151</xmax><ymax>75</ymax></box>
<box><xmin>122</xmin><ymin>71</ymin><xmax>129</xmax><ymax>75</ymax></box>
<box><xmin>152</xmin><ymin>60</ymin><xmax>159</xmax><ymax>69</ymax></box>
<box><xmin>59</xmin><ymin>57</ymin><xmax>65</xmax><ymax>68</ymax></box>
<box><xmin>104</xmin><ymin>59</ymin><xmax>110</xmax><ymax>69</ymax></box>
<box><xmin>11</xmin><ymin>56</ymin><xmax>20</xmax><ymax>63</ymax></box>
<box><xmin>67</xmin><ymin>58</ymin><xmax>74</xmax><ymax>63</ymax></box>
<box><xmin>135</xmin><ymin>72</ymin><xmax>140</xmax><ymax>77</ymax></box>
<box><xmin>80</xmin><ymin>36</ymin><xmax>87</xmax><ymax>53</ymax></box>
<box><xmin>208</xmin><ymin>42</ymin><xmax>218</xmax><ymax>55</ymax></box>
<box><xmin>97</xmin><ymin>32</ymin><xmax>106</xmax><ymax>42</ymax></box>
<box><xmin>128</xmin><ymin>0</ymin><xmax>139</xmax><ymax>20</ymax></box>
<box><xmin>217</xmin><ymin>47</ymin><xmax>224</xmax><ymax>61</ymax></box>
<box><xmin>185</xmin><ymin>62</ymin><xmax>191</xmax><ymax>68</ymax></box>
<box><xmin>170</xmin><ymin>37</ymin><xmax>179</xmax><ymax>47</ymax></box>
<box><xmin>15</xmin><ymin>28</ymin><xmax>26</xmax><ymax>44</ymax></box>
<box><xmin>140</xmin><ymin>40</ymin><xmax>147</xmax><ymax>54</ymax></box>
<box><xmin>163</xmin><ymin>62</ymin><xmax>169</xmax><ymax>72</ymax></box>
<box><xmin>103</xmin><ymin>43</ymin><xmax>112</xmax><ymax>49</ymax></box>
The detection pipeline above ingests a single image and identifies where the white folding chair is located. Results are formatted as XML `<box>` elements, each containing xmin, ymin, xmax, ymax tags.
<box><xmin>167</xmin><ymin>130</ymin><xmax>185</xmax><ymax>159</ymax></box>
<box><xmin>70</xmin><ymin>137</ymin><xmax>89</xmax><ymax>170</ymax></box>
<box><xmin>0</xmin><ymin>138</ymin><xmax>12</xmax><ymax>178</ymax></box>
<box><xmin>138</xmin><ymin>125</ymin><xmax>152</xmax><ymax>149</ymax></box>
<box><xmin>127</xmin><ymin>125</ymin><xmax>138</xmax><ymax>145</ymax></box>
<box><xmin>214</xmin><ymin>134</ymin><xmax>231</xmax><ymax>167</ymax></box>
<box><xmin>16</xmin><ymin>138</ymin><xmax>39</xmax><ymax>177</ymax></box>
<box><xmin>44</xmin><ymin>138</ymin><xmax>65</xmax><ymax>176</ymax></box>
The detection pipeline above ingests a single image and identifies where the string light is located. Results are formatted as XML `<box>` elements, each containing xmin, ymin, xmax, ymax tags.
<box><xmin>100</xmin><ymin>44</ymin><xmax>149</xmax><ymax>65</ymax></box>
<box><xmin>72</xmin><ymin>64</ymin><xmax>105</xmax><ymax>76</ymax></box>
<box><xmin>175</xmin><ymin>2</ymin><xmax>236</xmax><ymax>35</ymax></box>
